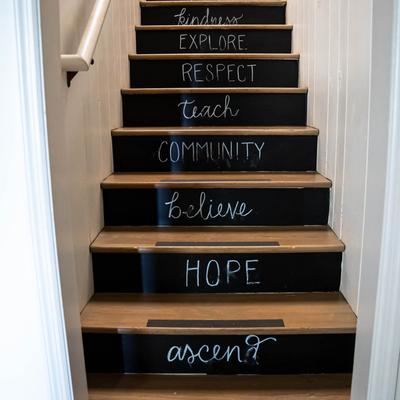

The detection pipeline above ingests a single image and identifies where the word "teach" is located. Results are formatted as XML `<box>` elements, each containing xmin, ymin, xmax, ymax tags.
<box><xmin>178</xmin><ymin>95</ymin><xmax>240</xmax><ymax>120</ymax></box>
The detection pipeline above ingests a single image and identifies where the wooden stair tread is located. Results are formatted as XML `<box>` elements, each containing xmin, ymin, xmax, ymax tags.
<box><xmin>141</xmin><ymin>1</ymin><xmax>287</xmax><ymax>7</ymax></box>
<box><xmin>88</xmin><ymin>374</ymin><xmax>351</xmax><ymax>400</ymax></box>
<box><xmin>122</xmin><ymin>87</ymin><xmax>307</xmax><ymax>94</ymax></box>
<box><xmin>101</xmin><ymin>172</ymin><xmax>330</xmax><ymax>189</ymax></box>
<box><xmin>81</xmin><ymin>292</ymin><xmax>357</xmax><ymax>334</ymax></box>
<box><xmin>129</xmin><ymin>53</ymin><xmax>299</xmax><ymax>60</ymax></box>
<box><xmin>91</xmin><ymin>227</ymin><xmax>344</xmax><ymax>253</ymax></box>
<box><xmin>136</xmin><ymin>24</ymin><xmax>293</xmax><ymax>30</ymax></box>
<box><xmin>112</xmin><ymin>126</ymin><xmax>318</xmax><ymax>136</ymax></box>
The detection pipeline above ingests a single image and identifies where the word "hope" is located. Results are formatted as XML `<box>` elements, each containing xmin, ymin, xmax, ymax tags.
<box><xmin>186</xmin><ymin>258</ymin><xmax>260</xmax><ymax>288</ymax></box>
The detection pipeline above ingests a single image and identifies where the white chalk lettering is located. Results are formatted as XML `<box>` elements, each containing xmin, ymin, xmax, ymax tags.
<box><xmin>179</xmin><ymin>33</ymin><xmax>247</xmax><ymax>51</ymax></box>
<box><xmin>181</xmin><ymin>62</ymin><xmax>256</xmax><ymax>84</ymax></box>
<box><xmin>167</xmin><ymin>335</ymin><xmax>277</xmax><ymax>365</ymax></box>
<box><xmin>245</xmin><ymin>260</ymin><xmax>261</xmax><ymax>285</ymax></box>
<box><xmin>174</xmin><ymin>8</ymin><xmax>244</xmax><ymax>25</ymax></box>
<box><xmin>178</xmin><ymin>95</ymin><xmax>240</xmax><ymax>120</ymax></box>
<box><xmin>185</xmin><ymin>258</ymin><xmax>260</xmax><ymax>288</ymax></box>
<box><xmin>157</xmin><ymin>140</ymin><xmax>265</xmax><ymax>164</ymax></box>
<box><xmin>165</xmin><ymin>191</ymin><xmax>253</xmax><ymax>221</ymax></box>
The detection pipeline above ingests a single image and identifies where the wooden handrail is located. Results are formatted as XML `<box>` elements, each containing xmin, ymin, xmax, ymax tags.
<box><xmin>60</xmin><ymin>0</ymin><xmax>111</xmax><ymax>86</ymax></box>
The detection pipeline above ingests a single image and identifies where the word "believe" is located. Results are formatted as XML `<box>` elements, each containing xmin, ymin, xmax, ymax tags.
<box><xmin>167</xmin><ymin>335</ymin><xmax>277</xmax><ymax>365</ymax></box>
<box><xmin>165</xmin><ymin>191</ymin><xmax>253</xmax><ymax>221</ymax></box>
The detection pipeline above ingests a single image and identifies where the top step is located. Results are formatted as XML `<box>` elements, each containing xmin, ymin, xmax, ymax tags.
<box><xmin>140</xmin><ymin>1</ymin><xmax>287</xmax><ymax>26</ymax></box>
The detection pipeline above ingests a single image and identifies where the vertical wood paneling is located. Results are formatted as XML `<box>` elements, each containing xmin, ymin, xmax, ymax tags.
<box><xmin>326</xmin><ymin>0</ymin><xmax>340</xmax><ymax>226</ymax></box>
<box><xmin>339</xmin><ymin>0</ymin><xmax>373</xmax><ymax>311</ymax></box>
<box><xmin>58</xmin><ymin>0</ymin><xmax>137</xmax><ymax>309</ymax></box>
<box><xmin>287</xmin><ymin>0</ymin><xmax>373</xmax><ymax>314</ymax></box>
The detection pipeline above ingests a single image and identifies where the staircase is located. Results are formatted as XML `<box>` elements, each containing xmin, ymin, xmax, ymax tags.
<box><xmin>84</xmin><ymin>1</ymin><xmax>356</xmax><ymax>398</ymax></box>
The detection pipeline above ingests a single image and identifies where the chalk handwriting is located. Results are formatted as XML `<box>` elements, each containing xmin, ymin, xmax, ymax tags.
<box><xmin>178</xmin><ymin>95</ymin><xmax>240</xmax><ymax>120</ymax></box>
<box><xmin>174</xmin><ymin>8</ymin><xmax>244</xmax><ymax>25</ymax></box>
<box><xmin>157</xmin><ymin>140</ymin><xmax>265</xmax><ymax>163</ymax></box>
<box><xmin>185</xmin><ymin>258</ymin><xmax>261</xmax><ymax>287</ymax></box>
<box><xmin>182</xmin><ymin>62</ymin><xmax>256</xmax><ymax>83</ymax></box>
<box><xmin>179</xmin><ymin>33</ymin><xmax>247</xmax><ymax>52</ymax></box>
<box><xmin>165</xmin><ymin>191</ymin><xmax>253</xmax><ymax>221</ymax></box>
<box><xmin>167</xmin><ymin>335</ymin><xmax>277</xmax><ymax>365</ymax></box>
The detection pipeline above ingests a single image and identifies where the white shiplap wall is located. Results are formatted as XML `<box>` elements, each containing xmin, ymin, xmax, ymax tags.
<box><xmin>287</xmin><ymin>0</ymin><xmax>373</xmax><ymax>314</ymax></box>
<box><xmin>58</xmin><ymin>0</ymin><xmax>138</xmax><ymax>310</ymax></box>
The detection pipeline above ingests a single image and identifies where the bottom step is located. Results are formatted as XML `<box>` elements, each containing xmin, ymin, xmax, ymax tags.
<box><xmin>88</xmin><ymin>374</ymin><xmax>352</xmax><ymax>399</ymax></box>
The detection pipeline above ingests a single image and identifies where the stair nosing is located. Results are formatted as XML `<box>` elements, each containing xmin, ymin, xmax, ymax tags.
<box><xmin>111</xmin><ymin>126</ymin><xmax>318</xmax><ymax>136</ymax></box>
<box><xmin>121</xmin><ymin>87</ymin><xmax>308</xmax><ymax>94</ymax></box>
<box><xmin>100</xmin><ymin>172</ymin><xmax>331</xmax><ymax>189</ymax></box>
<box><xmin>81</xmin><ymin>292</ymin><xmax>357</xmax><ymax>335</ymax></box>
<box><xmin>140</xmin><ymin>1</ymin><xmax>287</xmax><ymax>7</ymax></box>
<box><xmin>128</xmin><ymin>52</ymin><xmax>299</xmax><ymax>60</ymax></box>
<box><xmin>87</xmin><ymin>373</ymin><xmax>352</xmax><ymax>399</ymax></box>
<box><xmin>136</xmin><ymin>24</ymin><xmax>293</xmax><ymax>30</ymax></box>
<box><xmin>90</xmin><ymin>226</ymin><xmax>345</xmax><ymax>254</ymax></box>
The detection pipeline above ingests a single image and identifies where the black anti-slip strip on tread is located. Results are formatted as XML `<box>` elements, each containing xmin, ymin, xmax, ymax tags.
<box><xmin>155</xmin><ymin>241</ymin><xmax>280</xmax><ymax>246</ymax></box>
<box><xmin>146</xmin><ymin>319</ymin><xmax>285</xmax><ymax>328</ymax></box>
<box><xmin>160</xmin><ymin>179</ymin><xmax>272</xmax><ymax>183</ymax></box>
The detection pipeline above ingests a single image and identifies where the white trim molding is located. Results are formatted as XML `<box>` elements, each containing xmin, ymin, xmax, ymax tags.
<box><xmin>0</xmin><ymin>0</ymin><xmax>73</xmax><ymax>398</ymax></box>
<box><xmin>367</xmin><ymin>0</ymin><xmax>400</xmax><ymax>396</ymax></box>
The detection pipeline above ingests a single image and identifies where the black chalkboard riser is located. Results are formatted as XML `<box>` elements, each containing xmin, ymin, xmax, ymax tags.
<box><xmin>140</xmin><ymin>4</ymin><xmax>287</xmax><ymax>26</ymax></box>
<box><xmin>83</xmin><ymin>333</ymin><xmax>356</xmax><ymax>374</ymax></box>
<box><xmin>112</xmin><ymin>135</ymin><xmax>317</xmax><ymax>172</ymax></box>
<box><xmin>122</xmin><ymin>92</ymin><xmax>307</xmax><ymax>127</ymax></box>
<box><xmin>136</xmin><ymin>28</ymin><xmax>292</xmax><ymax>54</ymax></box>
<box><xmin>129</xmin><ymin>58</ymin><xmax>299</xmax><ymax>88</ymax></box>
<box><xmin>91</xmin><ymin>252</ymin><xmax>342</xmax><ymax>293</ymax></box>
<box><xmin>102</xmin><ymin>187</ymin><xmax>330</xmax><ymax>227</ymax></box>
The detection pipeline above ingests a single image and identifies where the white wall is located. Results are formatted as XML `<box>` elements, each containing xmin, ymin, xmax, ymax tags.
<box><xmin>1</xmin><ymin>0</ymin><xmax>73</xmax><ymax>398</ymax></box>
<box><xmin>40</xmin><ymin>0</ymin><xmax>138</xmax><ymax>397</ymax></box>
<box><xmin>57</xmin><ymin>0</ymin><xmax>137</xmax><ymax>310</ymax></box>
<box><xmin>287</xmin><ymin>0</ymin><xmax>376</xmax><ymax>314</ymax></box>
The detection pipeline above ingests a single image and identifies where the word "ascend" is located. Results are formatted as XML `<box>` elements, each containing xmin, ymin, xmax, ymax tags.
<box><xmin>174</xmin><ymin>8</ymin><xmax>244</xmax><ymax>25</ymax></box>
<box><xmin>179</xmin><ymin>33</ymin><xmax>247</xmax><ymax>51</ymax></box>
<box><xmin>178</xmin><ymin>95</ymin><xmax>240</xmax><ymax>120</ymax></box>
<box><xmin>165</xmin><ymin>191</ymin><xmax>253</xmax><ymax>221</ymax></box>
<box><xmin>167</xmin><ymin>335</ymin><xmax>277</xmax><ymax>365</ymax></box>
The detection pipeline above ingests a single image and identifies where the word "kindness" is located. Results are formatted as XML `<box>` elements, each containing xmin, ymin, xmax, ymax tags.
<box><xmin>174</xmin><ymin>8</ymin><xmax>244</xmax><ymax>25</ymax></box>
<box><xmin>157</xmin><ymin>140</ymin><xmax>265</xmax><ymax>163</ymax></box>
<box><xmin>182</xmin><ymin>63</ymin><xmax>256</xmax><ymax>83</ymax></box>
<box><xmin>178</xmin><ymin>95</ymin><xmax>240</xmax><ymax>120</ymax></box>
<box><xmin>165</xmin><ymin>191</ymin><xmax>253</xmax><ymax>221</ymax></box>
<box><xmin>167</xmin><ymin>335</ymin><xmax>277</xmax><ymax>365</ymax></box>
<box><xmin>179</xmin><ymin>33</ymin><xmax>247</xmax><ymax>52</ymax></box>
